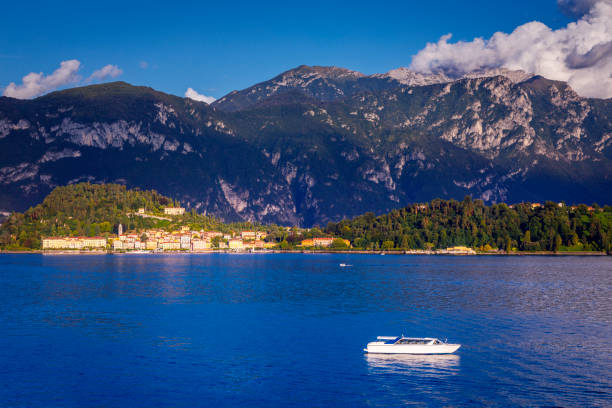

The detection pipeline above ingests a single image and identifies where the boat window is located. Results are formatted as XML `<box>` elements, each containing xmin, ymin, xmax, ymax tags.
<box><xmin>395</xmin><ymin>339</ymin><xmax>429</xmax><ymax>344</ymax></box>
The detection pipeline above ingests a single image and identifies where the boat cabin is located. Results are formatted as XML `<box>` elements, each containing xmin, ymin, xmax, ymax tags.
<box><xmin>376</xmin><ymin>336</ymin><xmax>444</xmax><ymax>345</ymax></box>
<box><xmin>395</xmin><ymin>338</ymin><xmax>444</xmax><ymax>345</ymax></box>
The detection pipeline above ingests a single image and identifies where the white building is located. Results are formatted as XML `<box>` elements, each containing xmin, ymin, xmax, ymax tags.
<box><xmin>241</xmin><ymin>231</ymin><xmax>257</xmax><ymax>240</ymax></box>
<box><xmin>180</xmin><ymin>234</ymin><xmax>191</xmax><ymax>249</ymax></box>
<box><xmin>164</xmin><ymin>207</ymin><xmax>185</xmax><ymax>215</ymax></box>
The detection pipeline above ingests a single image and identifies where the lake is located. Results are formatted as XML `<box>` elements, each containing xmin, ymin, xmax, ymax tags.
<box><xmin>0</xmin><ymin>254</ymin><xmax>611</xmax><ymax>407</ymax></box>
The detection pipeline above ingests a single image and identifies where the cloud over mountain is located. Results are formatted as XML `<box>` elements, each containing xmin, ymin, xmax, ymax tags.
<box><xmin>3</xmin><ymin>60</ymin><xmax>123</xmax><ymax>99</ymax></box>
<box><xmin>184</xmin><ymin>87</ymin><xmax>216</xmax><ymax>104</ymax></box>
<box><xmin>2</xmin><ymin>60</ymin><xmax>81</xmax><ymax>99</ymax></box>
<box><xmin>87</xmin><ymin>64</ymin><xmax>123</xmax><ymax>82</ymax></box>
<box><xmin>410</xmin><ymin>0</ymin><xmax>612</xmax><ymax>98</ymax></box>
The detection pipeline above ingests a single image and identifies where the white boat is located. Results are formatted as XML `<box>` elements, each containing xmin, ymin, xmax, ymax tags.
<box><xmin>364</xmin><ymin>336</ymin><xmax>461</xmax><ymax>354</ymax></box>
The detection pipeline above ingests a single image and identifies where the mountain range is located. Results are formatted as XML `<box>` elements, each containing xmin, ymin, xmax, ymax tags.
<box><xmin>1</xmin><ymin>65</ymin><xmax>611</xmax><ymax>226</ymax></box>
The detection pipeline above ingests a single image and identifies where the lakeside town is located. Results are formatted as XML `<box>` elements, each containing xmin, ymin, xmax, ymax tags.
<box><xmin>40</xmin><ymin>206</ymin><xmax>481</xmax><ymax>254</ymax></box>
<box><xmin>40</xmin><ymin>206</ymin><xmax>357</xmax><ymax>253</ymax></box>
<box><xmin>2</xmin><ymin>182</ymin><xmax>608</xmax><ymax>256</ymax></box>
<box><xmin>42</xmin><ymin>206</ymin><xmax>271</xmax><ymax>252</ymax></box>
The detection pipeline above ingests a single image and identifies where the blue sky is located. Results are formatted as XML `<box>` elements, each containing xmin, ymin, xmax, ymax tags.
<box><xmin>0</xmin><ymin>0</ymin><xmax>577</xmax><ymax>99</ymax></box>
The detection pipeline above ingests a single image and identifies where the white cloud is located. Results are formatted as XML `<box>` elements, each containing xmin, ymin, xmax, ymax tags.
<box><xmin>410</xmin><ymin>0</ymin><xmax>612</xmax><ymax>98</ymax></box>
<box><xmin>185</xmin><ymin>87</ymin><xmax>216</xmax><ymax>104</ymax></box>
<box><xmin>3</xmin><ymin>60</ymin><xmax>124</xmax><ymax>99</ymax></box>
<box><xmin>87</xmin><ymin>64</ymin><xmax>123</xmax><ymax>82</ymax></box>
<box><xmin>3</xmin><ymin>59</ymin><xmax>81</xmax><ymax>99</ymax></box>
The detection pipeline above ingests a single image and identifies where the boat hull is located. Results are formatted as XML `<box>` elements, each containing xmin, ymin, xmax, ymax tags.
<box><xmin>364</xmin><ymin>343</ymin><xmax>460</xmax><ymax>354</ymax></box>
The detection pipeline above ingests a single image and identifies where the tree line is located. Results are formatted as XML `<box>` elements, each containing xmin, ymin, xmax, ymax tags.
<box><xmin>324</xmin><ymin>197</ymin><xmax>612</xmax><ymax>253</ymax></box>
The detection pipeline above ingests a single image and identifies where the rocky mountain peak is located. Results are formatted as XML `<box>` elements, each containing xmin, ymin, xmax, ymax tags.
<box><xmin>376</xmin><ymin>67</ymin><xmax>534</xmax><ymax>86</ymax></box>
<box><xmin>282</xmin><ymin>65</ymin><xmax>365</xmax><ymax>81</ymax></box>
<box><xmin>461</xmin><ymin>68</ymin><xmax>534</xmax><ymax>83</ymax></box>
<box><xmin>375</xmin><ymin>68</ymin><xmax>452</xmax><ymax>86</ymax></box>
<box><xmin>266</xmin><ymin>65</ymin><xmax>365</xmax><ymax>89</ymax></box>
<box><xmin>213</xmin><ymin>65</ymin><xmax>369</xmax><ymax>111</ymax></box>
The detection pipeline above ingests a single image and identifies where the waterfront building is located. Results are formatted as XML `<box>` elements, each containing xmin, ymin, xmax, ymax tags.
<box><xmin>160</xmin><ymin>241</ymin><xmax>180</xmax><ymax>250</ymax></box>
<box><xmin>180</xmin><ymin>234</ymin><xmax>191</xmax><ymax>249</ymax></box>
<box><xmin>229</xmin><ymin>239</ymin><xmax>245</xmax><ymax>249</ymax></box>
<box><xmin>75</xmin><ymin>237</ymin><xmax>106</xmax><ymax>249</ymax></box>
<box><xmin>444</xmin><ymin>246</ymin><xmax>476</xmax><ymax>255</ymax></box>
<box><xmin>42</xmin><ymin>237</ymin><xmax>107</xmax><ymax>250</ymax></box>
<box><xmin>313</xmin><ymin>237</ymin><xmax>334</xmax><ymax>247</ymax></box>
<box><xmin>42</xmin><ymin>238</ymin><xmax>69</xmax><ymax>249</ymax></box>
<box><xmin>300</xmin><ymin>239</ymin><xmax>314</xmax><ymax>247</ymax></box>
<box><xmin>191</xmin><ymin>239</ymin><xmax>211</xmax><ymax>251</ymax></box>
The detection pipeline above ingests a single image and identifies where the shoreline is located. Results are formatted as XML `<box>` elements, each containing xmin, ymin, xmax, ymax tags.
<box><xmin>0</xmin><ymin>250</ymin><xmax>608</xmax><ymax>256</ymax></box>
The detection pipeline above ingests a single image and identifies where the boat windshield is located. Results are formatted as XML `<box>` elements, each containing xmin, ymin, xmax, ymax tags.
<box><xmin>395</xmin><ymin>338</ymin><xmax>430</xmax><ymax>345</ymax></box>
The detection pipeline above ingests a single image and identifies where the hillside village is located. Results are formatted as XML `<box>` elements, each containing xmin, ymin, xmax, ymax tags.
<box><xmin>41</xmin><ymin>206</ymin><xmax>350</xmax><ymax>252</ymax></box>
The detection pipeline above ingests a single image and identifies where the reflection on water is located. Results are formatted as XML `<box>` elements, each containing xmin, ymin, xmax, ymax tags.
<box><xmin>364</xmin><ymin>353</ymin><xmax>462</xmax><ymax>406</ymax></box>
<box><xmin>365</xmin><ymin>353</ymin><xmax>460</xmax><ymax>376</ymax></box>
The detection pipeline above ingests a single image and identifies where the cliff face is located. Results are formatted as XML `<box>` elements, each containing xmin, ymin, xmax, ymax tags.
<box><xmin>1</xmin><ymin>66</ymin><xmax>611</xmax><ymax>226</ymax></box>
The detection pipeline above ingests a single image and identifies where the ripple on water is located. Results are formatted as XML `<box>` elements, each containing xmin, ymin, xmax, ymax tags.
<box><xmin>0</xmin><ymin>253</ymin><xmax>610</xmax><ymax>407</ymax></box>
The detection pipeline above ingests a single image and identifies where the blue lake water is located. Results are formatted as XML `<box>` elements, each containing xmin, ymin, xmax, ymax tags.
<box><xmin>0</xmin><ymin>253</ymin><xmax>611</xmax><ymax>407</ymax></box>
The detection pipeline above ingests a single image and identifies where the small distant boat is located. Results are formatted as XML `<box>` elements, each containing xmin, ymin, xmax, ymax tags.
<box><xmin>339</xmin><ymin>263</ymin><xmax>352</xmax><ymax>267</ymax></box>
<box><xmin>364</xmin><ymin>336</ymin><xmax>461</xmax><ymax>354</ymax></box>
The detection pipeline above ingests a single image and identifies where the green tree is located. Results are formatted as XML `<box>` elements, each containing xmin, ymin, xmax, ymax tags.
<box><xmin>505</xmin><ymin>237</ymin><xmax>512</xmax><ymax>253</ymax></box>
<box><xmin>382</xmin><ymin>240</ymin><xmax>395</xmax><ymax>250</ymax></box>
<box><xmin>554</xmin><ymin>234</ymin><xmax>562</xmax><ymax>252</ymax></box>
<box><xmin>521</xmin><ymin>230</ymin><xmax>531</xmax><ymax>250</ymax></box>
<box><xmin>400</xmin><ymin>235</ymin><xmax>410</xmax><ymax>249</ymax></box>
<box><xmin>330</xmin><ymin>238</ymin><xmax>349</xmax><ymax>249</ymax></box>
